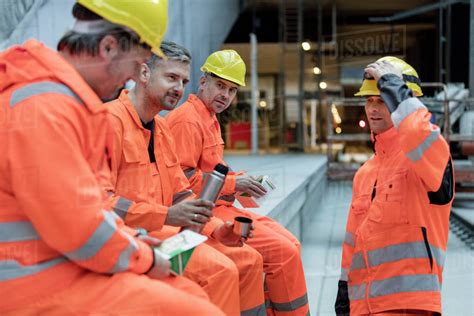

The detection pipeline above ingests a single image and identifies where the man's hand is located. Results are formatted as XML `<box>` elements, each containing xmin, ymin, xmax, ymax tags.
<box><xmin>235</xmin><ymin>174</ymin><xmax>267</xmax><ymax>198</ymax></box>
<box><xmin>365</xmin><ymin>60</ymin><xmax>402</xmax><ymax>82</ymax></box>
<box><xmin>165</xmin><ymin>199</ymin><xmax>214</xmax><ymax>228</ymax></box>
<box><xmin>138</xmin><ymin>235</ymin><xmax>170</xmax><ymax>279</ymax></box>
<box><xmin>211</xmin><ymin>221</ymin><xmax>254</xmax><ymax>247</ymax></box>
<box><xmin>147</xmin><ymin>247</ymin><xmax>171</xmax><ymax>279</ymax></box>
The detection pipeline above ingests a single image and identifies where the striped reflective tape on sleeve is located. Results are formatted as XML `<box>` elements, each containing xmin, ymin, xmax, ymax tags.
<box><xmin>113</xmin><ymin>197</ymin><xmax>133</xmax><ymax>220</ymax></box>
<box><xmin>65</xmin><ymin>210</ymin><xmax>118</xmax><ymax>261</ymax></box>
<box><xmin>391</xmin><ymin>97</ymin><xmax>425</xmax><ymax>129</ymax></box>
<box><xmin>183</xmin><ymin>168</ymin><xmax>196</xmax><ymax>179</ymax></box>
<box><xmin>406</xmin><ymin>126</ymin><xmax>440</xmax><ymax>162</ymax></box>
<box><xmin>10</xmin><ymin>81</ymin><xmax>83</xmax><ymax>108</ymax></box>
<box><xmin>172</xmin><ymin>190</ymin><xmax>193</xmax><ymax>205</ymax></box>
<box><xmin>0</xmin><ymin>221</ymin><xmax>39</xmax><ymax>242</ymax></box>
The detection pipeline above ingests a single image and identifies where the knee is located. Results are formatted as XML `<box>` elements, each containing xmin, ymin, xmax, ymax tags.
<box><xmin>242</xmin><ymin>246</ymin><xmax>264</xmax><ymax>274</ymax></box>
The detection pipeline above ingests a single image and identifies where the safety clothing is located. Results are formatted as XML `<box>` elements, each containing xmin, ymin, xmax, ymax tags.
<box><xmin>77</xmin><ymin>0</ymin><xmax>168</xmax><ymax>56</ymax></box>
<box><xmin>106</xmin><ymin>90</ymin><xmax>265</xmax><ymax>315</ymax></box>
<box><xmin>355</xmin><ymin>56</ymin><xmax>423</xmax><ymax>97</ymax></box>
<box><xmin>166</xmin><ymin>94</ymin><xmax>309</xmax><ymax>315</ymax></box>
<box><xmin>0</xmin><ymin>39</ymin><xmax>221</xmax><ymax>315</ymax></box>
<box><xmin>200</xmin><ymin>50</ymin><xmax>246</xmax><ymax>86</ymax></box>
<box><xmin>336</xmin><ymin>74</ymin><xmax>453</xmax><ymax>314</ymax></box>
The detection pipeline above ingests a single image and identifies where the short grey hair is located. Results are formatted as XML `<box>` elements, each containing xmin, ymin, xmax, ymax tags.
<box><xmin>146</xmin><ymin>40</ymin><xmax>191</xmax><ymax>70</ymax></box>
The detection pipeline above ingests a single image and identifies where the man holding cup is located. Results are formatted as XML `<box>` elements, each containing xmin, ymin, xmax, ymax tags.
<box><xmin>166</xmin><ymin>49</ymin><xmax>309</xmax><ymax>316</ymax></box>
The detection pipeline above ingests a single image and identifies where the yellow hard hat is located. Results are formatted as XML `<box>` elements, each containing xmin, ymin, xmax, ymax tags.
<box><xmin>355</xmin><ymin>56</ymin><xmax>423</xmax><ymax>97</ymax></box>
<box><xmin>76</xmin><ymin>0</ymin><xmax>168</xmax><ymax>57</ymax></box>
<box><xmin>201</xmin><ymin>50</ymin><xmax>246</xmax><ymax>86</ymax></box>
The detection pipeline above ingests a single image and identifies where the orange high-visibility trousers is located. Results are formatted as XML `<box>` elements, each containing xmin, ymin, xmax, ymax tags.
<box><xmin>206</xmin><ymin>238</ymin><xmax>266</xmax><ymax>314</ymax></box>
<box><xmin>150</xmin><ymin>227</ymin><xmax>263</xmax><ymax>315</ymax></box>
<box><xmin>2</xmin><ymin>272</ymin><xmax>223</xmax><ymax>316</ymax></box>
<box><xmin>214</xmin><ymin>205</ymin><xmax>309</xmax><ymax>316</ymax></box>
<box><xmin>149</xmin><ymin>227</ymin><xmax>240</xmax><ymax>315</ymax></box>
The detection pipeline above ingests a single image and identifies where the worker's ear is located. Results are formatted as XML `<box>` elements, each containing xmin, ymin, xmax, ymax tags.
<box><xmin>199</xmin><ymin>75</ymin><xmax>207</xmax><ymax>87</ymax></box>
<box><xmin>98</xmin><ymin>35</ymin><xmax>119</xmax><ymax>61</ymax></box>
<box><xmin>138</xmin><ymin>63</ymin><xmax>152</xmax><ymax>84</ymax></box>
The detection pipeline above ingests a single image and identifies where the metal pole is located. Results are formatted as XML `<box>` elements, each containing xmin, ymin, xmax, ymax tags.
<box><xmin>310</xmin><ymin>99</ymin><xmax>317</xmax><ymax>148</ymax></box>
<box><xmin>250</xmin><ymin>33</ymin><xmax>259</xmax><ymax>155</ymax></box>
<box><xmin>278</xmin><ymin>0</ymin><xmax>286</xmax><ymax>148</ymax></box>
<box><xmin>297</xmin><ymin>0</ymin><xmax>305</xmax><ymax>151</ymax></box>
<box><xmin>470</xmin><ymin>0</ymin><xmax>474</xmax><ymax>96</ymax></box>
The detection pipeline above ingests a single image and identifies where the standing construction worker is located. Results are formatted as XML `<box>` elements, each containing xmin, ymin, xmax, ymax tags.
<box><xmin>105</xmin><ymin>41</ymin><xmax>265</xmax><ymax>315</ymax></box>
<box><xmin>0</xmin><ymin>1</ymin><xmax>223</xmax><ymax>315</ymax></box>
<box><xmin>335</xmin><ymin>57</ymin><xmax>454</xmax><ymax>315</ymax></box>
<box><xmin>166</xmin><ymin>49</ymin><xmax>309</xmax><ymax>316</ymax></box>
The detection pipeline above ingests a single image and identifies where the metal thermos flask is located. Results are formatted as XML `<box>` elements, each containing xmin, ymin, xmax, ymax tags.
<box><xmin>199</xmin><ymin>163</ymin><xmax>229</xmax><ymax>203</ymax></box>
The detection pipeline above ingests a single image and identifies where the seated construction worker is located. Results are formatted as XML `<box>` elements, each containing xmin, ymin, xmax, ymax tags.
<box><xmin>105</xmin><ymin>41</ymin><xmax>265</xmax><ymax>315</ymax></box>
<box><xmin>0</xmin><ymin>1</ymin><xmax>224</xmax><ymax>315</ymax></box>
<box><xmin>166</xmin><ymin>50</ymin><xmax>309</xmax><ymax>315</ymax></box>
<box><xmin>335</xmin><ymin>57</ymin><xmax>453</xmax><ymax>316</ymax></box>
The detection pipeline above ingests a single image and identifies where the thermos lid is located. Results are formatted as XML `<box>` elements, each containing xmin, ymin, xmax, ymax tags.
<box><xmin>214</xmin><ymin>163</ymin><xmax>229</xmax><ymax>175</ymax></box>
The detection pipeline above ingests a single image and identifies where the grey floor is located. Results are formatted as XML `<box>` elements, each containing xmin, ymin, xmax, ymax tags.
<box><xmin>301</xmin><ymin>181</ymin><xmax>474</xmax><ymax>316</ymax></box>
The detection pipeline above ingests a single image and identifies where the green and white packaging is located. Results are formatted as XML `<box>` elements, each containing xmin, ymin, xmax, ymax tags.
<box><xmin>154</xmin><ymin>230</ymin><xmax>207</xmax><ymax>275</ymax></box>
<box><xmin>236</xmin><ymin>175</ymin><xmax>276</xmax><ymax>208</ymax></box>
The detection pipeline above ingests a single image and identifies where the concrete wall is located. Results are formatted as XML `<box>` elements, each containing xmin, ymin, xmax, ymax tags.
<box><xmin>0</xmin><ymin>0</ymin><xmax>241</xmax><ymax>98</ymax></box>
<box><xmin>165</xmin><ymin>0</ymin><xmax>241</xmax><ymax>97</ymax></box>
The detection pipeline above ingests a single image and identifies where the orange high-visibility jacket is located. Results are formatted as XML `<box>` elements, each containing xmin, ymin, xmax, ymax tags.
<box><xmin>0</xmin><ymin>40</ymin><xmax>153</xmax><ymax>311</ymax></box>
<box><xmin>337</xmin><ymin>76</ymin><xmax>454</xmax><ymax>314</ymax></box>
<box><xmin>165</xmin><ymin>94</ymin><xmax>236</xmax><ymax>197</ymax></box>
<box><xmin>105</xmin><ymin>91</ymin><xmax>222</xmax><ymax>236</ymax></box>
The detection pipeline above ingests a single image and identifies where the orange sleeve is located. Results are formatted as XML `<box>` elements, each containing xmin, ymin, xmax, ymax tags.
<box><xmin>169</xmin><ymin>121</ymin><xmax>236</xmax><ymax>196</ymax></box>
<box><xmin>106</xmin><ymin>113</ymin><xmax>168</xmax><ymax>232</ymax></box>
<box><xmin>391</xmin><ymin>98</ymin><xmax>450</xmax><ymax>191</ymax></box>
<box><xmin>8</xmin><ymin>96</ymin><xmax>153</xmax><ymax>274</ymax></box>
<box><xmin>168</xmin><ymin>121</ymin><xmax>206</xmax><ymax>193</ymax></box>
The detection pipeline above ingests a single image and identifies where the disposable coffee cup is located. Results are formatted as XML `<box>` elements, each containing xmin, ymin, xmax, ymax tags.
<box><xmin>233</xmin><ymin>216</ymin><xmax>253</xmax><ymax>238</ymax></box>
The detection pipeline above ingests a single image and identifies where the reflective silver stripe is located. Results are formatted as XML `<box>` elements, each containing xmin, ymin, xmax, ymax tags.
<box><xmin>369</xmin><ymin>274</ymin><xmax>440</xmax><ymax>298</ymax></box>
<box><xmin>108</xmin><ymin>230</ymin><xmax>139</xmax><ymax>273</ymax></box>
<box><xmin>241</xmin><ymin>303</ymin><xmax>266</xmax><ymax>316</ymax></box>
<box><xmin>172</xmin><ymin>190</ymin><xmax>193</xmax><ymax>205</ymax></box>
<box><xmin>184</xmin><ymin>168</ymin><xmax>196</xmax><ymax>179</ymax></box>
<box><xmin>367</xmin><ymin>241</ymin><xmax>443</xmax><ymax>268</ymax></box>
<box><xmin>406</xmin><ymin>127</ymin><xmax>440</xmax><ymax>162</ymax></box>
<box><xmin>344</xmin><ymin>231</ymin><xmax>355</xmax><ymax>247</ymax></box>
<box><xmin>0</xmin><ymin>257</ymin><xmax>67</xmax><ymax>281</ymax></box>
<box><xmin>65</xmin><ymin>211</ymin><xmax>117</xmax><ymax>261</ymax></box>
<box><xmin>268</xmin><ymin>293</ymin><xmax>308</xmax><ymax>312</ymax></box>
<box><xmin>350</xmin><ymin>252</ymin><xmax>366</xmax><ymax>271</ymax></box>
<box><xmin>391</xmin><ymin>97</ymin><xmax>426</xmax><ymax>128</ymax></box>
<box><xmin>340</xmin><ymin>268</ymin><xmax>349</xmax><ymax>282</ymax></box>
<box><xmin>113</xmin><ymin>197</ymin><xmax>132</xmax><ymax>220</ymax></box>
<box><xmin>0</xmin><ymin>221</ymin><xmax>39</xmax><ymax>242</ymax></box>
<box><xmin>10</xmin><ymin>81</ymin><xmax>83</xmax><ymax>108</ymax></box>
<box><xmin>431</xmin><ymin>245</ymin><xmax>446</xmax><ymax>268</ymax></box>
<box><xmin>349</xmin><ymin>283</ymin><xmax>366</xmax><ymax>301</ymax></box>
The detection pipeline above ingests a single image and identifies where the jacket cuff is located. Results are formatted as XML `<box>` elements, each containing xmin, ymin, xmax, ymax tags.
<box><xmin>377</xmin><ymin>73</ymin><xmax>413</xmax><ymax>113</ymax></box>
<box><xmin>131</xmin><ymin>240</ymin><xmax>154</xmax><ymax>274</ymax></box>
<box><xmin>201</xmin><ymin>216</ymin><xmax>224</xmax><ymax>237</ymax></box>
<box><xmin>221</xmin><ymin>174</ymin><xmax>236</xmax><ymax>195</ymax></box>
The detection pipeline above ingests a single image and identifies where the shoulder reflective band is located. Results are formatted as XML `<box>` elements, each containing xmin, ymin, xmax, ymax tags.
<box><xmin>10</xmin><ymin>81</ymin><xmax>83</xmax><ymax>108</ymax></box>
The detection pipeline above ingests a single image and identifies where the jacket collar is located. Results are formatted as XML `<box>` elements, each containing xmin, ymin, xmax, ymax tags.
<box><xmin>188</xmin><ymin>94</ymin><xmax>218</xmax><ymax>128</ymax></box>
<box><xmin>373</xmin><ymin>127</ymin><xmax>401</xmax><ymax>158</ymax></box>
<box><xmin>24</xmin><ymin>40</ymin><xmax>105</xmax><ymax>113</ymax></box>
<box><xmin>118</xmin><ymin>89</ymin><xmax>161</xmax><ymax>135</ymax></box>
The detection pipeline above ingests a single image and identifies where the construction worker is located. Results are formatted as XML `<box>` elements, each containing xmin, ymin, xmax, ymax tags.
<box><xmin>335</xmin><ymin>57</ymin><xmax>454</xmax><ymax>315</ymax></box>
<box><xmin>105</xmin><ymin>41</ymin><xmax>265</xmax><ymax>315</ymax></box>
<box><xmin>0</xmin><ymin>1</ymin><xmax>223</xmax><ymax>315</ymax></box>
<box><xmin>166</xmin><ymin>49</ymin><xmax>309</xmax><ymax>315</ymax></box>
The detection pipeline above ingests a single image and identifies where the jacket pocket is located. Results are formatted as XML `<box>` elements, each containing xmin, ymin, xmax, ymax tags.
<box><xmin>123</xmin><ymin>136</ymin><xmax>145</xmax><ymax>163</ymax></box>
<box><xmin>369</xmin><ymin>171</ymin><xmax>408</xmax><ymax>224</ymax></box>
